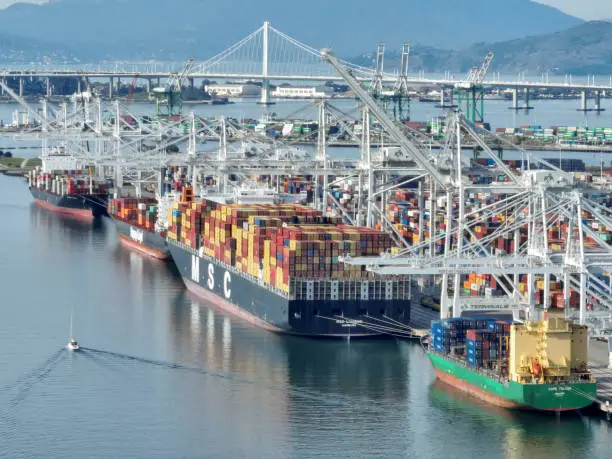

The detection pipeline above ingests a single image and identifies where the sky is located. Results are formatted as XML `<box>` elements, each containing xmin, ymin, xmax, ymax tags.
<box><xmin>538</xmin><ymin>0</ymin><xmax>612</xmax><ymax>19</ymax></box>
<box><xmin>0</xmin><ymin>0</ymin><xmax>610</xmax><ymax>20</ymax></box>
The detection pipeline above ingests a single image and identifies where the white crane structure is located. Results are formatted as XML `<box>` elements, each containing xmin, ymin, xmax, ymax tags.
<box><xmin>5</xmin><ymin>48</ymin><xmax>612</xmax><ymax>337</ymax></box>
<box><xmin>456</xmin><ymin>51</ymin><xmax>495</xmax><ymax>90</ymax></box>
<box><xmin>321</xmin><ymin>48</ymin><xmax>612</xmax><ymax>336</ymax></box>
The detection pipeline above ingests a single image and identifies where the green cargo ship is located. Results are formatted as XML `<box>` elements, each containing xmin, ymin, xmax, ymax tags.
<box><xmin>428</xmin><ymin>316</ymin><xmax>596</xmax><ymax>412</ymax></box>
<box><xmin>428</xmin><ymin>352</ymin><xmax>596</xmax><ymax>411</ymax></box>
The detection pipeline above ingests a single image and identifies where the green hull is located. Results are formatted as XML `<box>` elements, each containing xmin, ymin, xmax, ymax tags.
<box><xmin>428</xmin><ymin>352</ymin><xmax>596</xmax><ymax>411</ymax></box>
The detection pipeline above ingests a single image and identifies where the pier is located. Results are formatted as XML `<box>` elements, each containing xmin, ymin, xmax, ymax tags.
<box><xmin>589</xmin><ymin>338</ymin><xmax>612</xmax><ymax>418</ymax></box>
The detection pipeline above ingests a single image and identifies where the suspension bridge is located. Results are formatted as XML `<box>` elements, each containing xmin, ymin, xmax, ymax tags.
<box><xmin>2</xmin><ymin>21</ymin><xmax>612</xmax><ymax>111</ymax></box>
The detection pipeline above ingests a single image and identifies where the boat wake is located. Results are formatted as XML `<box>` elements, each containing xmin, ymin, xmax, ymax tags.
<box><xmin>1</xmin><ymin>348</ymin><xmax>66</xmax><ymax>408</ymax></box>
<box><xmin>82</xmin><ymin>347</ymin><xmax>388</xmax><ymax>413</ymax></box>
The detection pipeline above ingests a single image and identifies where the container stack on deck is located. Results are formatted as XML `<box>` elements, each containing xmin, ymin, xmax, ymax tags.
<box><xmin>431</xmin><ymin>317</ymin><xmax>511</xmax><ymax>373</ymax></box>
<box><xmin>109</xmin><ymin>198</ymin><xmax>158</xmax><ymax>233</ymax></box>
<box><xmin>166</xmin><ymin>201</ymin><xmax>397</xmax><ymax>293</ymax></box>
<box><xmin>28</xmin><ymin>169</ymin><xmax>109</xmax><ymax>196</ymax></box>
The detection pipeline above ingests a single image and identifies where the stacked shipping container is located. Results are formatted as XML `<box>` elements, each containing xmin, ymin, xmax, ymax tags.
<box><xmin>28</xmin><ymin>170</ymin><xmax>109</xmax><ymax>196</ymax></box>
<box><xmin>109</xmin><ymin>198</ymin><xmax>159</xmax><ymax>233</ymax></box>
<box><xmin>166</xmin><ymin>200</ymin><xmax>397</xmax><ymax>293</ymax></box>
<box><xmin>431</xmin><ymin>317</ymin><xmax>511</xmax><ymax>374</ymax></box>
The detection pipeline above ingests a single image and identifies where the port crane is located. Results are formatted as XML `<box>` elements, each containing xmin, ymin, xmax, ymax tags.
<box><xmin>454</xmin><ymin>51</ymin><xmax>494</xmax><ymax>123</ymax></box>
<box><xmin>369</xmin><ymin>43</ymin><xmax>411</xmax><ymax>122</ymax></box>
<box><xmin>152</xmin><ymin>58</ymin><xmax>196</xmax><ymax>117</ymax></box>
<box><xmin>321</xmin><ymin>46</ymin><xmax>612</xmax><ymax>333</ymax></box>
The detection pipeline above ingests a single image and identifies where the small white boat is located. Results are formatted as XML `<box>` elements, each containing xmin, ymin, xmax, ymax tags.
<box><xmin>67</xmin><ymin>338</ymin><xmax>80</xmax><ymax>351</ymax></box>
<box><xmin>66</xmin><ymin>308</ymin><xmax>80</xmax><ymax>351</ymax></box>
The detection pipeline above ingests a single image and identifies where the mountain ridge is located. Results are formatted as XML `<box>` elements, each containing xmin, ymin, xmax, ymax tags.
<box><xmin>0</xmin><ymin>0</ymin><xmax>582</xmax><ymax>59</ymax></box>
<box><xmin>350</xmin><ymin>21</ymin><xmax>612</xmax><ymax>75</ymax></box>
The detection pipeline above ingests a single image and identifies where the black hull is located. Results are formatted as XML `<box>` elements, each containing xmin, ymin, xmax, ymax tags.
<box><xmin>167</xmin><ymin>240</ymin><xmax>412</xmax><ymax>338</ymax></box>
<box><xmin>30</xmin><ymin>187</ymin><xmax>108</xmax><ymax>218</ymax></box>
<box><xmin>112</xmin><ymin>218</ymin><xmax>170</xmax><ymax>259</ymax></box>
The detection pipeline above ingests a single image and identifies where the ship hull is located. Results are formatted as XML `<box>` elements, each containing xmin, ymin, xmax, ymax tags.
<box><xmin>30</xmin><ymin>187</ymin><xmax>108</xmax><ymax>220</ymax></box>
<box><xmin>112</xmin><ymin>218</ymin><xmax>170</xmax><ymax>260</ymax></box>
<box><xmin>167</xmin><ymin>240</ymin><xmax>411</xmax><ymax>338</ymax></box>
<box><xmin>428</xmin><ymin>352</ymin><xmax>596</xmax><ymax>412</ymax></box>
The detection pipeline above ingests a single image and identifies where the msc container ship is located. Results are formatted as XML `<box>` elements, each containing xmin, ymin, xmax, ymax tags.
<box><xmin>108</xmin><ymin>197</ymin><xmax>169</xmax><ymax>260</ymax></box>
<box><xmin>27</xmin><ymin>169</ymin><xmax>109</xmax><ymax>220</ymax></box>
<box><xmin>427</xmin><ymin>316</ymin><xmax>596</xmax><ymax>412</ymax></box>
<box><xmin>165</xmin><ymin>195</ymin><xmax>412</xmax><ymax>338</ymax></box>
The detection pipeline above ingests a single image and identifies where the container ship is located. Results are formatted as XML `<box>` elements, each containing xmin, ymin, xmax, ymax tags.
<box><xmin>165</xmin><ymin>196</ymin><xmax>412</xmax><ymax>338</ymax></box>
<box><xmin>108</xmin><ymin>197</ymin><xmax>169</xmax><ymax>260</ymax></box>
<box><xmin>27</xmin><ymin>169</ymin><xmax>109</xmax><ymax>220</ymax></box>
<box><xmin>427</xmin><ymin>316</ymin><xmax>596</xmax><ymax>411</ymax></box>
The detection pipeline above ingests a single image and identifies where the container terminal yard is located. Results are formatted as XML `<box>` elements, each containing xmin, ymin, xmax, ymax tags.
<box><xmin>3</xmin><ymin>23</ymin><xmax>612</xmax><ymax>446</ymax></box>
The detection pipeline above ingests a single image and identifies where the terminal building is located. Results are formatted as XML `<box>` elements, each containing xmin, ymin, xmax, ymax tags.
<box><xmin>271</xmin><ymin>85</ymin><xmax>333</xmax><ymax>99</ymax></box>
<box><xmin>204</xmin><ymin>83</ymin><xmax>261</xmax><ymax>97</ymax></box>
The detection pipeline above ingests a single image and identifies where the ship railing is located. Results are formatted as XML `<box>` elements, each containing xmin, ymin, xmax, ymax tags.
<box><xmin>171</xmin><ymin>240</ymin><xmax>291</xmax><ymax>299</ymax></box>
<box><xmin>430</xmin><ymin>347</ymin><xmax>596</xmax><ymax>386</ymax></box>
<box><xmin>429</xmin><ymin>348</ymin><xmax>512</xmax><ymax>385</ymax></box>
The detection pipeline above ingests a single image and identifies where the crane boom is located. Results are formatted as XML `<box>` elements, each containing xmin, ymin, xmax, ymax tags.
<box><xmin>169</xmin><ymin>58</ymin><xmax>196</xmax><ymax>92</ymax></box>
<box><xmin>474</xmin><ymin>51</ymin><xmax>494</xmax><ymax>84</ymax></box>
<box><xmin>458</xmin><ymin>51</ymin><xmax>494</xmax><ymax>88</ymax></box>
<box><xmin>320</xmin><ymin>48</ymin><xmax>449</xmax><ymax>189</ymax></box>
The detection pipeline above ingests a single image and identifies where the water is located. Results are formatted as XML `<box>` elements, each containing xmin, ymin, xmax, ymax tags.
<box><xmin>4</xmin><ymin>97</ymin><xmax>612</xmax><ymax>167</ymax></box>
<box><xmin>1</xmin><ymin>174</ymin><xmax>612</xmax><ymax>457</ymax></box>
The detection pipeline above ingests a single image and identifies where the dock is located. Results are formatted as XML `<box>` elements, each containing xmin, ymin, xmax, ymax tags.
<box><xmin>589</xmin><ymin>338</ymin><xmax>612</xmax><ymax>418</ymax></box>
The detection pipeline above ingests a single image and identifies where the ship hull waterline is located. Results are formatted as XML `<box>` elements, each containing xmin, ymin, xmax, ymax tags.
<box><xmin>428</xmin><ymin>352</ymin><xmax>596</xmax><ymax>412</ymax></box>
<box><xmin>30</xmin><ymin>187</ymin><xmax>108</xmax><ymax>221</ymax></box>
<box><xmin>112</xmin><ymin>218</ymin><xmax>170</xmax><ymax>260</ymax></box>
<box><xmin>167</xmin><ymin>240</ymin><xmax>412</xmax><ymax>339</ymax></box>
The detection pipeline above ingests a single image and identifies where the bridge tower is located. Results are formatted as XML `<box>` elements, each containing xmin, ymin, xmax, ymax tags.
<box><xmin>257</xmin><ymin>21</ymin><xmax>275</xmax><ymax>105</ymax></box>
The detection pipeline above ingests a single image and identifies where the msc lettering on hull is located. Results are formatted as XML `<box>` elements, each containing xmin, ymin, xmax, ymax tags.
<box><xmin>193</xmin><ymin>256</ymin><xmax>232</xmax><ymax>300</ymax></box>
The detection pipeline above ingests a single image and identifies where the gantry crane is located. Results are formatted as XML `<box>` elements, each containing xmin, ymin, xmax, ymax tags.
<box><xmin>455</xmin><ymin>51</ymin><xmax>494</xmax><ymax>123</ymax></box>
<box><xmin>369</xmin><ymin>43</ymin><xmax>411</xmax><ymax>122</ymax></box>
<box><xmin>322</xmin><ymin>46</ymin><xmax>612</xmax><ymax>333</ymax></box>
<box><xmin>152</xmin><ymin>58</ymin><xmax>196</xmax><ymax>117</ymax></box>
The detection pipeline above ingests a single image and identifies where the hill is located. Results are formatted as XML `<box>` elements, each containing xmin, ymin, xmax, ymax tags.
<box><xmin>0</xmin><ymin>0</ymin><xmax>582</xmax><ymax>60</ymax></box>
<box><xmin>352</xmin><ymin>21</ymin><xmax>612</xmax><ymax>75</ymax></box>
<box><xmin>0</xmin><ymin>30</ymin><xmax>77</xmax><ymax>64</ymax></box>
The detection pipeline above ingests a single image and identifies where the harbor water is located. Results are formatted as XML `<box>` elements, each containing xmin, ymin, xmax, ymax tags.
<box><xmin>1</xmin><ymin>172</ymin><xmax>612</xmax><ymax>456</ymax></box>
<box><xmin>5</xmin><ymin>98</ymin><xmax>612</xmax><ymax>167</ymax></box>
